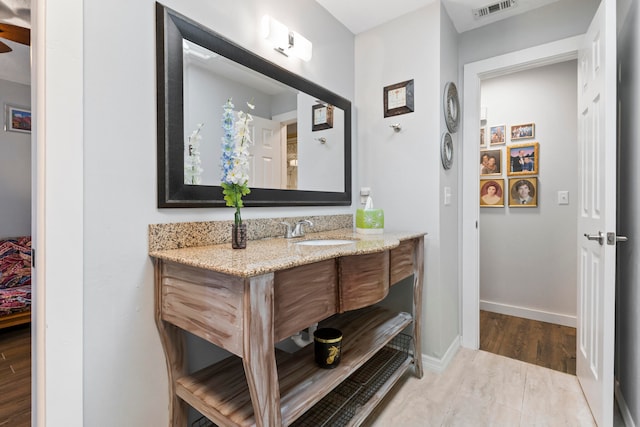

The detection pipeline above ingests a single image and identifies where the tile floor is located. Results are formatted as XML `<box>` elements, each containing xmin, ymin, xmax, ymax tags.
<box><xmin>363</xmin><ymin>347</ymin><xmax>600</xmax><ymax>426</ymax></box>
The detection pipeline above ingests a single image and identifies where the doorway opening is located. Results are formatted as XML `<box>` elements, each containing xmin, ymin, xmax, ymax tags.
<box><xmin>477</xmin><ymin>60</ymin><xmax>578</xmax><ymax>375</ymax></box>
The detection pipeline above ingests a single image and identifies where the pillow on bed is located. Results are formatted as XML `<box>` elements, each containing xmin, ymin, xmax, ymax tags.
<box><xmin>0</xmin><ymin>236</ymin><xmax>32</xmax><ymax>289</ymax></box>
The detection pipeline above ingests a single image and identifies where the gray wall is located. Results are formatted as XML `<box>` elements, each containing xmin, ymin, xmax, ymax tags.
<box><xmin>438</xmin><ymin>5</ymin><xmax>461</xmax><ymax>359</ymax></box>
<box><xmin>616</xmin><ymin>0</ymin><xmax>640</xmax><ymax>423</ymax></box>
<box><xmin>479</xmin><ymin>61</ymin><xmax>578</xmax><ymax>325</ymax></box>
<box><xmin>355</xmin><ymin>2</ymin><xmax>454</xmax><ymax>361</ymax></box>
<box><xmin>0</xmin><ymin>79</ymin><xmax>30</xmax><ymax>238</ymax></box>
<box><xmin>459</xmin><ymin>0</ymin><xmax>599</xmax><ymax>66</ymax></box>
<box><xmin>80</xmin><ymin>0</ymin><xmax>355</xmax><ymax>424</ymax></box>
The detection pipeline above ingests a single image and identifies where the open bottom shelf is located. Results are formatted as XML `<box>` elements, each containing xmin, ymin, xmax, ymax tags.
<box><xmin>178</xmin><ymin>306</ymin><xmax>412</xmax><ymax>427</ymax></box>
<box><xmin>193</xmin><ymin>334</ymin><xmax>414</xmax><ymax>427</ymax></box>
<box><xmin>291</xmin><ymin>334</ymin><xmax>412</xmax><ymax>427</ymax></box>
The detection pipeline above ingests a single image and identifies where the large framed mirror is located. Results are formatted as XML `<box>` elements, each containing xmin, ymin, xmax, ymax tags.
<box><xmin>156</xmin><ymin>4</ymin><xmax>352</xmax><ymax>207</ymax></box>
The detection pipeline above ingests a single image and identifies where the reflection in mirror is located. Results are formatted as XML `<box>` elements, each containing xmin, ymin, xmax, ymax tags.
<box><xmin>157</xmin><ymin>4</ymin><xmax>352</xmax><ymax>207</ymax></box>
<box><xmin>182</xmin><ymin>40</ymin><xmax>344</xmax><ymax>192</ymax></box>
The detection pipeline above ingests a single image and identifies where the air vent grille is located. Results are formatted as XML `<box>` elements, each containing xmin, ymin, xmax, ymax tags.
<box><xmin>473</xmin><ymin>0</ymin><xmax>517</xmax><ymax>19</ymax></box>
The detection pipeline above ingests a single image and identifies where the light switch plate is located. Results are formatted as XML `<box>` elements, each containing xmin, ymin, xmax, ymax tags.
<box><xmin>444</xmin><ymin>186</ymin><xmax>452</xmax><ymax>206</ymax></box>
<box><xmin>558</xmin><ymin>190</ymin><xmax>569</xmax><ymax>205</ymax></box>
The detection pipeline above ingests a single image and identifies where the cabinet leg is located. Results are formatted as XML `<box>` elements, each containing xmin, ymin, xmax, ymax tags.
<box><xmin>157</xmin><ymin>320</ymin><xmax>189</xmax><ymax>425</ymax></box>
<box><xmin>413</xmin><ymin>237</ymin><xmax>424</xmax><ymax>378</ymax></box>
<box><xmin>154</xmin><ymin>261</ymin><xmax>189</xmax><ymax>426</ymax></box>
<box><xmin>243</xmin><ymin>273</ymin><xmax>282</xmax><ymax>427</ymax></box>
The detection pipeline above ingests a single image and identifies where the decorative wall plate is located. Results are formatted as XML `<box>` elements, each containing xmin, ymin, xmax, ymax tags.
<box><xmin>443</xmin><ymin>81</ymin><xmax>460</xmax><ymax>133</ymax></box>
<box><xmin>441</xmin><ymin>132</ymin><xmax>453</xmax><ymax>170</ymax></box>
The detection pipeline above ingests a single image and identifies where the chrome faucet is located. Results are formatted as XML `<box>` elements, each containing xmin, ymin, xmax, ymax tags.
<box><xmin>281</xmin><ymin>219</ymin><xmax>314</xmax><ymax>238</ymax></box>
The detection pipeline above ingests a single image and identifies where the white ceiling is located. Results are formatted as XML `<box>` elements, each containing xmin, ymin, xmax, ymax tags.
<box><xmin>315</xmin><ymin>0</ymin><xmax>560</xmax><ymax>34</ymax></box>
<box><xmin>0</xmin><ymin>0</ymin><xmax>564</xmax><ymax>85</ymax></box>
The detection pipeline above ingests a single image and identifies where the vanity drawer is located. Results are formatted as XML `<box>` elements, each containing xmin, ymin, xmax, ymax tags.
<box><xmin>273</xmin><ymin>259</ymin><xmax>338</xmax><ymax>342</ymax></box>
<box><xmin>390</xmin><ymin>240</ymin><xmax>415</xmax><ymax>285</ymax></box>
<box><xmin>160</xmin><ymin>261</ymin><xmax>245</xmax><ymax>356</ymax></box>
<box><xmin>339</xmin><ymin>251</ymin><xmax>390</xmax><ymax>312</ymax></box>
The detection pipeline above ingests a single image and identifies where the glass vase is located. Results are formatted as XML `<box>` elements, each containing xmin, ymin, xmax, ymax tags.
<box><xmin>232</xmin><ymin>223</ymin><xmax>247</xmax><ymax>249</ymax></box>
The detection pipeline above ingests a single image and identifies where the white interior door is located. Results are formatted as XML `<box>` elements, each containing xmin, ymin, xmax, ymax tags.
<box><xmin>248</xmin><ymin>116</ymin><xmax>283</xmax><ymax>189</ymax></box>
<box><xmin>576</xmin><ymin>1</ymin><xmax>617</xmax><ymax>425</ymax></box>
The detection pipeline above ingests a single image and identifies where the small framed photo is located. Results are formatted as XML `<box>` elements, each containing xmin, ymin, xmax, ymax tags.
<box><xmin>507</xmin><ymin>142</ymin><xmax>539</xmax><ymax>176</ymax></box>
<box><xmin>489</xmin><ymin>125</ymin><xmax>505</xmax><ymax>145</ymax></box>
<box><xmin>509</xmin><ymin>177</ymin><xmax>538</xmax><ymax>207</ymax></box>
<box><xmin>480</xmin><ymin>179</ymin><xmax>505</xmax><ymax>207</ymax></box>
<box><xmin>312</xmin><ymin>104</ymin><xmax>333</xmax><ymax>131</ymax></box>
<box><xmin>480</xmin><ymin>126</ymin><xmax>486</xmax><ymax>147</ymax></box>
<box><xmin>480</xmin><ymin>149</ymin><xmax>502</xmax><ymax>176</ymax></box>
<box><xmin>510</xmin><ymin>123</ymin><xmax>535</xmax><ymax>140</ymax></box>
<box><xmin>383</xmin><ymin>79</ymin><xmax>414</xmax><ymax>118</ymax></box>
<box><xmin>4</xmin><ymin>104</ymin><xmax>31</xmax><ymax>133</ymax></box>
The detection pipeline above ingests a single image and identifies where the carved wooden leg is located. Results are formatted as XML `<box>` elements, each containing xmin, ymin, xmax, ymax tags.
<box><xmin>242</xmin><ymin>273</ymin><xmax>282</xmax><ymax>427</ymax></box>
<box><xmin>154</xmin><ymin>260</ymin><xmax>189</xmax><ymax>426</ymax></box>
<box><xmin>412</xmin><ymin>237</ymin><xmax>424</xmax><ymax>378</ymax></box>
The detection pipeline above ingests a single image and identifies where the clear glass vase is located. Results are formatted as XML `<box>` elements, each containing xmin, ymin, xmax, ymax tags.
<box><xmin>232</xmin><ymin>223</ymin><xmax>247</xmax><ymax>249</ymax></box>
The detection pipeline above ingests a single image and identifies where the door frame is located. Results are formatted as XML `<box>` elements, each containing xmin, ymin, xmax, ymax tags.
<box><xmin>460</xmin><ymin>35</ymin><xmax>583</xmax><ymax>348</ymax></box>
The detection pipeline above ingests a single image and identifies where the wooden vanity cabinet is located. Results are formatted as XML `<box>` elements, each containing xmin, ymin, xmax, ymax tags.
<box><xmin>339</xmin><ymin>251</ymin><xmax>389</xmax><ymax>312</ymax></box>
<box><xmin>153</xmin><ymin>235</ymin><xmax>424</xmax><ymax>427</ymax></box>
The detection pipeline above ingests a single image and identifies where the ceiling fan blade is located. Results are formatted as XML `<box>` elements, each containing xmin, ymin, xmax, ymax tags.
<box><xmin>0</xmin><ymin>23</ymin><xmax>30</xmax><ymax>45</ymax></box>
<box><xmin>0</xmin><ymin>40</ymin><xmax>12</xmax><ymax>53</ymax></box>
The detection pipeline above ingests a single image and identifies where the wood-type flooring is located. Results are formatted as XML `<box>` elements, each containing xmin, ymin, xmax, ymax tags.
<box><xmin>480</xmin><ymin>310</ymin><xmax>576</xmax><ymax>375</ymax></box>
<box><xmin>0</xmin><ymin>324</ymin><xmax>30</xmax><ymax>427</ymax></box>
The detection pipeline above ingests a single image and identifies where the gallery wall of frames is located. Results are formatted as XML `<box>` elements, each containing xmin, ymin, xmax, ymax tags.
<box><xmin>480</xmin><ymin>122</ymin><xmax>540</xmax><ymax>208</ymax></box>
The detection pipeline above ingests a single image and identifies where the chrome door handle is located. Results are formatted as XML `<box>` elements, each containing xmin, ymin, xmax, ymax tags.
<box><xmin>584</xmin><ymin>232</ymin><xmax>604</xmax><ymax>245</ymax></box>
<box><xmin>607</xmin><ymin>232</ymin><xmax>629</xmax><ymax>245</ymax></box>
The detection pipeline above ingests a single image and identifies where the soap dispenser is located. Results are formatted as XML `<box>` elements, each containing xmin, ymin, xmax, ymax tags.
<box><xmin>356</xmin><ymin>195</ymin><xmax>384</xmax><ymax>234</ymax></box>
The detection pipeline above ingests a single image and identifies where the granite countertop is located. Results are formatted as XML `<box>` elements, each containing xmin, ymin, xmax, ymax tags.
<box><xmin>149</xmin><ymin>228</ymin><xmax>425</xmax><ymax>277</ymax></box>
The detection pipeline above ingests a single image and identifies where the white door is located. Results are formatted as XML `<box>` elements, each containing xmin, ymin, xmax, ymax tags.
<box><xmin>576</xmin><ymin>1</ymin><xmax>617</xmax><ymax>425</ymax></box>
<box><xmin>248</xmin><ymin>116</ymin><xmax>283</xmax><ymax>189</ymax></box>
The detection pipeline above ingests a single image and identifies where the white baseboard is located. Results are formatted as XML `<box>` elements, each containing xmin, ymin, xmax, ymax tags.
<box><xmin>480</xmin><ymin>300</ymin><xmax>576</xmax><ymax>328</ymax></box>
<box><xmin>421</xmin><ymin>335</ymin><xmax>460</xmax><ymax>373</ymax></box>
<box><xmin>615</xmin><ymin>379</ymin><xmax>637</xmax><ymax>427</ymax></box>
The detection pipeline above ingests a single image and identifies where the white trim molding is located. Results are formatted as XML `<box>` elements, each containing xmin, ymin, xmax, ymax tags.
<box><xmin>461</xmin><ymin>35</ymin><xmax>583</xmax><ymax>349</ymax></box>
<box><xmin>615</xmin><ymin>380</ymin><xmax>637</xmax><ymax>427</ymax></box>
<box><xmin>422</xmin><ymin>336</ymin><xmax>461</xmax><ymax>373</ymax></box>
<box><xmin>480</xmin><ymin>301</ymin><xmax>576</xmax><ymax>328</ymax></box>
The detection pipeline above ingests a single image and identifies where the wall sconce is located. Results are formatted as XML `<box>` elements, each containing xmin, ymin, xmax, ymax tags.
<box><xmin>261</xmin><ymin>15</ymin><xmax>312</xmax><ymax>61</ymax></box>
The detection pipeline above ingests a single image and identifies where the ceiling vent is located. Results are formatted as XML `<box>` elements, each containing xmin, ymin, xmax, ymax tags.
<box><xmin>473</xmin><ymin>0</ymin><xmax>517</xmax><ymax>19</ymax></box>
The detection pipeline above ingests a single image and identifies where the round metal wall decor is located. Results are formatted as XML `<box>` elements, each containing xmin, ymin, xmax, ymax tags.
<box><xmin>443</xmin><ymin>81</ymin><xmax>460</xmax><ymax>133</ymax></box>
<box><xmin>441</xmin><ymin>132</ymin><xmax>453</xmax><ymax>170</ymax></box>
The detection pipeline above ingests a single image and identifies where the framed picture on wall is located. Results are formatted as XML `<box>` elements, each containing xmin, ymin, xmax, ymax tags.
<box><xmin>480</xmin><ymin>149</ymin><xmax>502</xmax><ymax>176</ymax></box>
<box><xmin>510</xmin><ymin>123</ymin><xmax>535</xmax><ymax>140</ymax></box>
<box><xmin>509</xmin><ymin>177</ymin><xmax>538</xmax><ymax>207</ymax></box>
<box><xmin>383</xmin><ymin>79</ymin><xmax>414</xmax><ymax>117</ymax></box>
<box><xmin>4</xmin><ymin>104</ymin><xmax>31</xmax><ymax>133</ymax></box>
<box><xmin>480</xmin><ymin>126</ymin><xmax>486</xmax><ymax>147</ymax></box>
<box><xmin>489</xmin><ymin>124</ymin><xmax>505</xmax><ymax>145</ymax></box>
<box><xmin>507</xmin><ymin>142</ymin><xmax>539</xmax><ymax>176</ymax></box>
<box><xmin>480</xmin><ymin>179</ymin><xmax>505</xmax><ymax>207</ymax></box>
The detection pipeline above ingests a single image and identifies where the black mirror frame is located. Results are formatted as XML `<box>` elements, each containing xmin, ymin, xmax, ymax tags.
<box><xmin>156</xmin><ymin>3</ymin><xmax>352</xmax><ymax>208</ymax></box>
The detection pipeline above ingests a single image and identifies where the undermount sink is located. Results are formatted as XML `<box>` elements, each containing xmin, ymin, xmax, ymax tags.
<box><xmin>296</xmin><ymin>239</ymin><xmax>356</xmax><ymax>246</ymax></box>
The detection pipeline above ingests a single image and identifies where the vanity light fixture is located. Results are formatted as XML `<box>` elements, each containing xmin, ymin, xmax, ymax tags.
<box><xmin>260</xmin><ymin>15</ymin><xmax>312</xmax><ymax>61</ymax></box>
<box><xmin>183</xmin><ymin>40</ymin><xmax>218</xmax><ymax>63</ymax></box>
